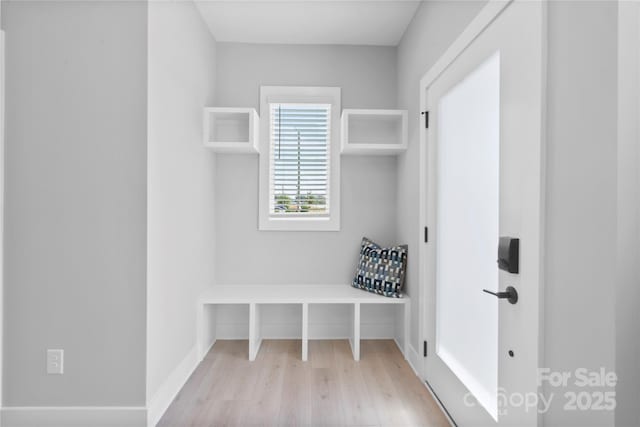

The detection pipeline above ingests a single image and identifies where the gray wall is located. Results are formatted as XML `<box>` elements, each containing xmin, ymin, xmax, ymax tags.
<box><xmin>615</xmin><ymin>2</ymin><xmax>640</xmax><ymax>426</ymax></box>
<box><xmin>2</xmin><ymin>1</ymin><xmax>147</xmax><ymax>406</ymax></box>
<box><xmin>146</xmin><ymin>0</ymin><xmax>217</xmax><ymax>403</ymax></box>
<box><xmin>543</xmin><ymin>2</ymin><xmax>617</xmax><ymax>425</ymax></box>
<box><xmin>214</xmin><ymin>43</ymin><xmax>398</xmax><ymax>285</ymax></box>
<box><xmin>395</xmin><ymin>0</ymin><xmax>487</xmax><ymax>352</ymax></box>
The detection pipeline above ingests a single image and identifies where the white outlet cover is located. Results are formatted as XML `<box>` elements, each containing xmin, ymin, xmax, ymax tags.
<box><xmin>47</xmin><ymin>349</ymin><xmax>64</xmax><ymax>375</ymax></box>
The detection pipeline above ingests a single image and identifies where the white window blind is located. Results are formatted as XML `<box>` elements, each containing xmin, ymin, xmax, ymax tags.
<box><xmin>269</xmin><ymin>103</ymin><xmax>331</xmax><ymax>216</ymax></box>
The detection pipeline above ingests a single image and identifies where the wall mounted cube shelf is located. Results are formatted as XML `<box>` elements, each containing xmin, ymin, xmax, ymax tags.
<box><xmin>204</xmin><ymin>107</ymin><xmax>259</xmax><ymax>153</ymax></box>
<box><xmin>341</xmin><ymin>109</ymin><xmax>408</xmax><ymax>155</ymax></box>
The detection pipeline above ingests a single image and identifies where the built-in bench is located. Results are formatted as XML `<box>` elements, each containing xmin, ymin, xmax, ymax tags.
<box><xmin>196</xmin><ymin>285</ymin><xmax>409</xmax><ymax>362</ymax></box>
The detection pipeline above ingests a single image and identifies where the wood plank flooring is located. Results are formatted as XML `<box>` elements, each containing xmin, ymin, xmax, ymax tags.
<box><xmin>158</xmin><ymin>339</ymin><xmax>450</xmax><ymax>427</ymax></box>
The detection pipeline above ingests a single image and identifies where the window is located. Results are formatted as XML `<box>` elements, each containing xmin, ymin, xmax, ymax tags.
<box><xmin>270</xmin><ymin>104</ymin><xmax>330</xmax><ymax>216</ymax></box>
<box><xmin>259</xmin><ymin>87</ymin><xmax>341</xmax><ymax>231</ymax></box>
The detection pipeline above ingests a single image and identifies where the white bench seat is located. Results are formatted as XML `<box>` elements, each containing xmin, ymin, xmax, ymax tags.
<box><xmin>196</xmin><ymin>285</ymin><xmax>409</xmax><ymax>362</ymax></box>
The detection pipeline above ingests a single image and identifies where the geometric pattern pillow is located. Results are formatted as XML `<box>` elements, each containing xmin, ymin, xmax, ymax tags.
<box><xmin>352</xmin><ymin>237</ymin><xmax>408</xmax><ymax>298</ymax></box>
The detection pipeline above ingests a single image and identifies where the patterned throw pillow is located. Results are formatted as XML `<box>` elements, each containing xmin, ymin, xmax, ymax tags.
<box><xmin>352</xmin><ymin>237</ymin><xmax>408</xmax><ymax>298</ymax></box>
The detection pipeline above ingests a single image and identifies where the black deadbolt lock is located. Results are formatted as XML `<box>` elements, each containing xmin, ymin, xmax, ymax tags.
<box><xmin>498</xmin><ymin>237</ymin><xmax>519</xmax><ymax>274</ymax></box>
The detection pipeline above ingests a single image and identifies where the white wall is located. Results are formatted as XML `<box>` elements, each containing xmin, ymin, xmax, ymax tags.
<box><xmin>543</xmin><ymin>2</ymin><xmax>617</xmax><ymax>425</ymax></box>
<box><xmin>616</xmin><ymin>2</ymin><xmax>640</xmax><ymax>426</ymax></box>
<box><xmin>214</xmin><ymin>42</ymin><xmax>399</xmax><ymax>285</ymax></box>
<box><xmin>2</xmin><ymin>0</ymin><xmax>147</xmax><ymax>406</ymax></box>
<box><xmin>212</xmin><ymin>43</ymin><xmax>400</xmax><ymax>338</ymax></box>
<box><xmin>146</xmin><ymin>0</ymin><xmax>217</xmax><ymax>409</ymax></box>
<box><xmin>395</xmin><ymin>0</ymin><xmax>487</xmax><ymax>352</ymax></box>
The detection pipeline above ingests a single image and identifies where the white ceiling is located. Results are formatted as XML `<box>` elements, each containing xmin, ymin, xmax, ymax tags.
<box><xmin>194</xmin><ymin>1</ymin><xmax>422</xmax><ymax>46</ymax></box>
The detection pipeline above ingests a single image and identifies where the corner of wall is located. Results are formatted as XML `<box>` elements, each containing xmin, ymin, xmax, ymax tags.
<box><xmin>145</xmin><ymin>1</ymin><xmax>218</xmax><ymax>423</ymax></box>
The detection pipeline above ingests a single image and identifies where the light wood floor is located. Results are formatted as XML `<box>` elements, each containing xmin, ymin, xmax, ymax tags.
<box><xmin>158</xmin><ymin>339</ymin><xmax>449</xmax><ymax>427</ymax></box>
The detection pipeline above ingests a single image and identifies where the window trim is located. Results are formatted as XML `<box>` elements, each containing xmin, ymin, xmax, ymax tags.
<box><xmin>259</xmin><ymin>86</ymin><xmax>341</xmax><ymax>231</ymax></box>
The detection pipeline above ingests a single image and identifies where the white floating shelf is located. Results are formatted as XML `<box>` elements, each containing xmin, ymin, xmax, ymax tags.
<box><xmin>341</xmin><ymin>109</ymin><xmax>408</xmax><ymax>155</ymax></box>
<box><xmin>203</xmin><ymin>107</ymin><xmax>259</xmax><ymax>153</ymax></box>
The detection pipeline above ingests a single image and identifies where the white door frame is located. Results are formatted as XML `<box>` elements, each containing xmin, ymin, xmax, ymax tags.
<box><xmin>417</xmin><ymin>0</ymin><xmax>548</xmax><ymax>394</ymax></box>
<box><xmin>418</xmin><ymin>0</ymin><xmax>511</xmax><ymax>379</ymax></box>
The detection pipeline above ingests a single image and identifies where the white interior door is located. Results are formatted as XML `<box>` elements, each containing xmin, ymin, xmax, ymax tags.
<box><xmin>421</xmin><ymin>2</ymin><xmax>545</xmax><ymax>425</ymax></box>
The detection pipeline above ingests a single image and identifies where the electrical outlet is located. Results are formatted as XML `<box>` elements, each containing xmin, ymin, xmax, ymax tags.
<box><xmin>47</xmin><ymin>349</ymin><xmax>64</xmax><ymax>375</ymax></box>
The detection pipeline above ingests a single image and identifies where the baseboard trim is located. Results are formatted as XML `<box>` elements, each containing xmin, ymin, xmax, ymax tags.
<box><xmin>214</xmin><ymin>322</ymin><xmax>397</xmax><ymax>340</ymax></box>
<box><xmin>424</xmin><ymin>379</ymin><xmax>457</xmax><ymax>427</ymax></box>
<box><xmin>147</xmin><ymin>343</ymin><xmax>207</xmax><ymax>427</ymax></box>
<box><xmin>392</xmin><ymin>338</ymin><xmax>406</xmax><ymax>359</ymax></box>
<box><xmin>402</xmin><ymin>344</ymin><xmax>456</xmax><ymax>427</ymax></box>
<box><xmin>405</xmin><ymin>343</ymin><xmax>423</xmax><ymax>378</ymax></box>
<box><xmin>0</xmin><ymin>406</ymin><xmax>146</xmax><ymax>427</ymax></box>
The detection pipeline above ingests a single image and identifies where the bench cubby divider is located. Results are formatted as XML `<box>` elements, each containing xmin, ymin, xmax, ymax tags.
<box><xmin>349</xmin><ymin>303</ymin><xmax>361</xmax><ymax>361</ymax></box>
<box><xmin>302</xmin><ymin>303</ymin><xmax>309</xmax><ymax>361</ymax></box>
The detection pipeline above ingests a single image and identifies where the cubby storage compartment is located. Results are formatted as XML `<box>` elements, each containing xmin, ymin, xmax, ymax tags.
<box><xmin>308</xmin><ymin>303</ymin><xmax>352</xmax><ymax>339</ymax></box>
<box><xmin>341</xmin><ymin>109</ymin><xmax>408</xmax><ymax>155</ymax></box>
<box><xmin>251</xmin><ymin>303</ymin><xmax>303</xmax><ymax>360</ymax></box>
<box><xmin>307</xmin><ymin>303</ymin><xmax>356</xmax><ymax>361</ymax></box>
<box><xmin>259</xmin><ymin>304</ymin><xmax>303</xmax><ymax>339</ymax></box>
<box><xmin>213</xmin><ymin>304</ymin><xmax>250</xmax><ymax>339</ymax></box>
<box><xmin>203</xmin><ymin>107</ymin><xmax>259</xmax><ymax>153</ymax></box>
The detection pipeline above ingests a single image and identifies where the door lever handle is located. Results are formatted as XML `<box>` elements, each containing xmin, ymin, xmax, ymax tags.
<box><xmin>482</xmin><ymin>286</ymin><xmax>518</xmax><ymax>304</ymax></box>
